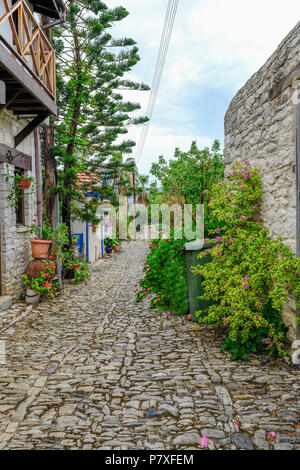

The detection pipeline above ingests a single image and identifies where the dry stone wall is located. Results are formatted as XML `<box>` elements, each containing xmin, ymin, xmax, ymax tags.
<box><xmin>0</xmin><ymin>110</ymin><xmax>36</xmax><ymax>298</ymax></box>
<box><xmin>224</xmin><ymin>22</ymin><xmax>300</xmax><ymax>343</ymax></box>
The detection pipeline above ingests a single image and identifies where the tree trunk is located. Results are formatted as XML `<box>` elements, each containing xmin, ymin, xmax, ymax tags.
<box><xmin>43</xmin><ymin>124</ymin><xmax>57</xmax><ymax>231</ymax></box>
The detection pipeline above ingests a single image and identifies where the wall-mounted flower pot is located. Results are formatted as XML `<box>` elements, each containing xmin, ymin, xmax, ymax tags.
<box><xmin>105</xmin><ymin>246</ymin><xmax>113</xmax><ymax>255</ymax></box>
<box><xmin>30</xmin><ymin>239</ymin><xmax>52</xmax><ymax>259</ymax></box>
<box><xmin>25</xmin><ymin>288</ymin><xmax>40</xmax><ymax>304</ymax></box>
<box><xmin>114</xmin><ymin>243</ymin><xmax>121</xmax><ymax>252</ymax></box>
<box><xmin>19</xmin><ymin>178</ymin><xmax>32</xmax><ymax>190</ymax></box>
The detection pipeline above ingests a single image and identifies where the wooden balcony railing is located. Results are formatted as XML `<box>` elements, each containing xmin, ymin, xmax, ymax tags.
<box><xmin>0</xmin><ymin>0</ymin><xmax>56</xmax><ymax>100</ymax></box>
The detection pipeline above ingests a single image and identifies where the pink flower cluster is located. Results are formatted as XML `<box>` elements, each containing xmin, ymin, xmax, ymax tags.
<box><xmin>200</xmin><ymin>435</ymin><xmax>209</xmax><ymax>448</ymax></box>
<box><xmin>242</xmin><ymin>274</ymin><xmax>250</xmax><ymax>291</ymax></box>
<box><xmin>262</xmin><ymin>335</ymin><xmax>277</xmax><ymax>346</ymax></box>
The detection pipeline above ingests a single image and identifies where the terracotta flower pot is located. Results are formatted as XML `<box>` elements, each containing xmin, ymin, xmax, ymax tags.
<box><xmin>19</xmin><ymin>178</ymin><xmax>31</xmax><ymax>189</ymax></box>
<box><xmin>30</xmin><ymin>239</ymin><xmax>52</xmax><ymax>259</ymax></box>
<box><xmin>114</xmin><ymin>243</ymin><xmax>121</xmax><ymax>252</ymax></box>
<box><xmin>26</xmin><ymin>258</ymin><xmax>55</xmax><ymax>279</ymax></box>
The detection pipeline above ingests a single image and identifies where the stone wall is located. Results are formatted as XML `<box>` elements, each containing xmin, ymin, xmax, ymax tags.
<box><xmin>0</xmin><ymin>110</ymin><xmax>36</xmax><ymax>298</ymax></box>
<box><xmin>224</xmin><ymin>22</ymin><xmax>300</xmax><ymax>344</ymax></box>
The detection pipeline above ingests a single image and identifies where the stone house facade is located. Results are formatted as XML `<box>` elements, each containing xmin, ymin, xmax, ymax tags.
<box><xmin>0</xmin><ymin>0</ymin><xmax>64</xmax><ymax>308</ymax></box>
<box><xmin>224</xmin><ymin>22</ymin><xmax>300</xmax><ymax>343</ymax></box>
<box><xmin>0</xmin><ymin>112</ymin><xmax>36</xmax><ymax>299</ymax></box>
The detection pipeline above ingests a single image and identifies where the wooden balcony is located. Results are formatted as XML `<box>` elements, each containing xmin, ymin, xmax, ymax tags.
<box><xmin>0</xmin><ymin>0</ymin><xmax>58</xmax><ymax>146</ymax></box>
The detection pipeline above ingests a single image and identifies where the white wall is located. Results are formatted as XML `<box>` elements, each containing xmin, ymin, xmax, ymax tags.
<box><xmin>71</xmin><ymin>219</ymin><xmax>103</xmax><ymax>264</ymax></box>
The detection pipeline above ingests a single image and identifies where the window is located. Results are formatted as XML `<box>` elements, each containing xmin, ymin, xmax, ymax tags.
<box><xmin>15</xmin><ymin>168</ymin><xmax>25</xmax><ymax>226</ymax></box>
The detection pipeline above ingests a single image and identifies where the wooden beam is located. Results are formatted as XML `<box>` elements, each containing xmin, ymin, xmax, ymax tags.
<box><xmin>0</xmin><ymin>142</ymin><xmax>31</xmax><ymax>170</ymax></box>
<box><xmin>10</xmin><ymin>107</ymin><xmax>46</xmax><ymax>111</ymax></box>
<box><xmin>0</xmin><ymin>89</ymin><xmax>22</xmax><ymax>114</ymax></box>
<box><xmin>31</xmin><ymin>0</ymin><xmax>61</xmax><ymax>19</ymax></box>
<box><xmin>15</xmin><ymin>111</ymin><xmax>49</xmax><ymax>147</ymax></box>
<box><xmin>0</xmin><ymin>37</ymin><xmax>57</xmax><ymax>115</ymax></box>
<box><xmin>0</xmin><ymin>0</ymin><xmax>22</xmax><ymax>26</ymax></box>
<box><xmin>269</xmin><ymin>64</ymin><xmax>300</xmax><ymax>100</ymax></box>
<box><xmin>11</xmin><ymin>99</ymin><xmax>40</xmax><ymax>103</ymax></box>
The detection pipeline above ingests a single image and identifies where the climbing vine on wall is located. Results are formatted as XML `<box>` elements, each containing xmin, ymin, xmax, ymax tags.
<box><xmin>193</xmin><ymin>161</ymin><xmax>300</xmax><ymax>360</ymax></box>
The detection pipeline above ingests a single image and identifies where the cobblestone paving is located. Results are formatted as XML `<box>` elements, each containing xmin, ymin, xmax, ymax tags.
<box><xmin>0</xmin><ymin>241</ymin><xmax>299</xmax><ymax>450</ymax></box>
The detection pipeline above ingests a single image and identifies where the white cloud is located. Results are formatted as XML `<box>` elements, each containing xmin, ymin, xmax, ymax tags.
<box><xmin>129</xmin><ymin>125</ymin><xmax>213</xmax><ymax>174</ymax></box>
<box><xmin>105</xmin><ymin>0</ymin><xmax>300</xmax><ymax>173</ymax></box>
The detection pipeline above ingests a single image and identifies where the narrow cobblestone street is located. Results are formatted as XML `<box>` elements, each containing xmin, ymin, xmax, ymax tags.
<box><xmin>0</xmin><ymin>241</ymin><xmax>299</xmax><ymax>450</ymax></box>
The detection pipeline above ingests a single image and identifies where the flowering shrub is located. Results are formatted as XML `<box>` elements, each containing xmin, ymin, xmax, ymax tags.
<box><xmin>30</xmin><ymin>218</ymin><xmax>56</xmax><ymax>239</ymax></box>
<box><xmin>22</xmin><ymin>259</ymin><xmax>59</xmax><ymax>299</ymax></box>
<box><xmin>62</xmin><ymin>247</ymin><xmax>89</xmax><ymax>284</ymax></box>
<box><xmin>136</xmin><ymin>236</ymin><xmax>188</xmax><ymax>315</ymax></box>
<box><xmin>193</xmin><ymin>161</ymin><xmax>300</xmax><ymax>360</ymax></box>
<box><xmin>74</xmin><ymin>262</ymin><xmax>89</xmax><ymax>284</ymax></box>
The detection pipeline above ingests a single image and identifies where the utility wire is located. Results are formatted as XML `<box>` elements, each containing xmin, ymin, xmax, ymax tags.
<box><xmin>136</xmin><ymin>0</ymin><xmax>178</xmax><ymax>163</ymax></box>
<box><xmin>147</xmin><ymin>0</ymin><xmax>178</xmax><ymax>115</ymax></box>
<box><xmin>135</xmin><ymin>0</ymin><xmax>179</xmax><ymax>165</ymax></box>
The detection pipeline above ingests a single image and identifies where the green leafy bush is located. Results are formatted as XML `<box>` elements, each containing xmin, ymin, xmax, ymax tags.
<box><xmin>137</xmin><ymin>140</ymin><xmax>225</xmax><ymax>315</ymax></box>
<box><xmin>136</xmin><ymin>236</ymin><xmax>188</xmax><ymax>315</ymax></box>
<box><xmin>62</xmin><ymin>246</ymin><xmax>89</xmax><ymax>284</ymax></box>
<box><xmin>74</xmin><ymin>262</ymin><xmax>89</xmax><ymax>284</ymax></box>
<box><xmin>104</xmin><ymin>237</ymin><xmax>117</xmax><ymax>248</ymax></box>
<box><xmin>193</xmin><ymin>161</ymin><xmax>300</xmax><ymax>360</ymax></box>
<box><xmin>150</xmin><ymin>140</ymin><xmax>224</xmax><ymax>209</ymax></box>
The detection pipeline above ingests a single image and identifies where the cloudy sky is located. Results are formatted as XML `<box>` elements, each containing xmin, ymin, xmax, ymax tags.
<box><xmin>109</xmin><ymin>0</ymin><xmax>299</xmax><ymax>174</ymax></box>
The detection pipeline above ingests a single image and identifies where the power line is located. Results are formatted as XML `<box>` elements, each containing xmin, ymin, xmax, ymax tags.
<box><xmin>136</xmin><ymin>0</ymin><xmax>178</xmax><ymax>164</ymax></box>
<box><xmin>135</xmin><ymin>0</ymin><xmax>179</xmax><ymax>165</ymax></box>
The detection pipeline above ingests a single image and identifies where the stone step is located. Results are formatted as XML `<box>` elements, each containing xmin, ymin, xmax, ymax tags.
<box><xmin>0</xmin><ymin>296</ymin><xmax>13</xmax><ymax>313</ymax></box>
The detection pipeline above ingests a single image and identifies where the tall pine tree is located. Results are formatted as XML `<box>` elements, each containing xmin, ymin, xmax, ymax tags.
<box><xmin>52</xmin><ymin>0</ymin><xmax>149</xmax><ymax>241</ymax></box>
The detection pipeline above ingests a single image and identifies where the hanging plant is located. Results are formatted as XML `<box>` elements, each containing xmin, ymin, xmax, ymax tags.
<box><xmin>4</xmin><ymin>164</ymin><xmax>36</xmax><ymax>208</ymax></box>
<box><xmin>18</xmin><ymin>177</ymin><xmax>32</xmax><ymax>190</ymax></box>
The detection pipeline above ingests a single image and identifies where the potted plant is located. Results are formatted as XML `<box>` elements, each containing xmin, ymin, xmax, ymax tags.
<box><xmin>114</xmin><ymin>238</ymin><xmax>121</xmax><ymax>252</ymax></box>
<box><xmin>22</xmin><ymin>259</ymin><xmax>58</xmax><ymax>304</ymax></box>
<box><xmin>74</xmin><ymin>261</ymin><xmax>89</xmax><ymax>284</ymax></box>
<box><xmin>4</xmin><ymin>166</ymin><xmax>36</xmax><ymax>208</ymax></box>
<box><xmin>18</xmin><ymin>176</ymin><xmax>33</xmax><ymax>190</ymax></box>
<box><xmin>60</xmin><ymin>239</ymin><xmax>90</xmax><ymax>283</ymax></box>
<box><xmin>29</xmin><ymin>219</ymin><xmax>55</xmax><ymax>259</ymax></box>
<box><xmin>104</xmin><ymin>237</ymin><xmax>115</xmax><ymax>255</ymax></box>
